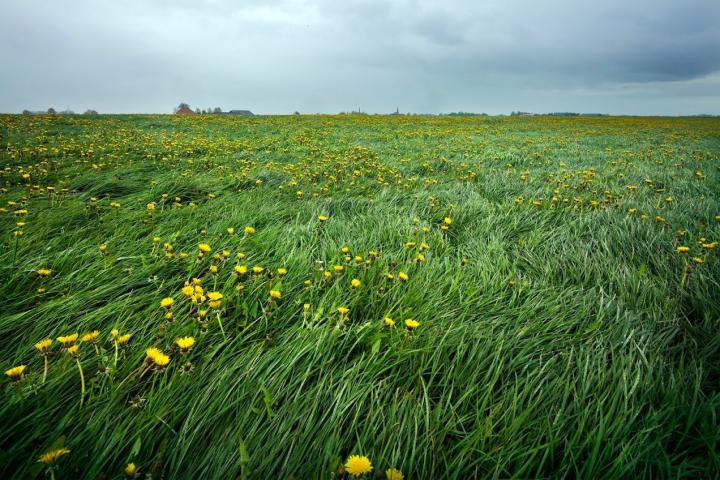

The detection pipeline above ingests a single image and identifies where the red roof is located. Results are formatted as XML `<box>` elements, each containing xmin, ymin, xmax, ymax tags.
<box><xmin>175</xmin><ymin>105</ymin><xmax>196</xmax><ymax>115</ymax></box>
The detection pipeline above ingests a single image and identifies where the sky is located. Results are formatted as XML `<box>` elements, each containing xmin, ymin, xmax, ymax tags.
<box><xmin>1</xmin><ymin>0</ymin><xmax>719</xmax><ymax>115</ymax></box>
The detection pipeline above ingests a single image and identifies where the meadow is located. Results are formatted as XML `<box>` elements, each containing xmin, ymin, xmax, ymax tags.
<box><xmin>0</xmin><ymin>113</ymin><xmax>718</xmax><ymax>479</ymax></box>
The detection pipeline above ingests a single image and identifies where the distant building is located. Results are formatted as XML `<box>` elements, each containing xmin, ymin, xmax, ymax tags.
<box><xmin>176</xmin><ymin>105</ymin><xmax>196</xmax><ymax>115</ymax></box>
<box><xmin>174</xmin><ymin>103</ymin><xmax>197</xmax><ymax>115</ymax></box>
<box><xmin>226</xmin><ymin>110</ymin><xmax>254</xmax><ymax>116</ymax></box>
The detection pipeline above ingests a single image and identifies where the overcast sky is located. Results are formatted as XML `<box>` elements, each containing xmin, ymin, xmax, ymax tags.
<box><xmin>1</xmin><ymin>0</ymin><xmax>719</xmax><ymax>115</ymax></box>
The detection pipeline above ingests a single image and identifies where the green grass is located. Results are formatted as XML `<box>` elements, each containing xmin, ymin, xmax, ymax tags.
<box><xmin>0</xmin><ymin>114</ymin><xmax>719</xmax><ymax>479</ymax></box>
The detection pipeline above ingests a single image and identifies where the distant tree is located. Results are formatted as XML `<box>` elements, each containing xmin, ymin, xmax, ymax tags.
<box><xmin>84</xmin><ymin>109</ymin><xmax>98</xmax><ymax>115</ymax></box>
<box><xmin>201</xmin><ymin>109</ymin><xmax>207</xmax><ymax>114</ymax></box>
<box><xmin>195</xmin><ymin>108</ymin><xmax>201</xmax><ymax>114</ymax></box>
<box><xmin>22</xmin><ymin>110</ymin><xmax>32</xmax><ymax>115</ymax></box>
<box><xmin>293</xmin><ymin>111</ymin><xmax>300</xmax><ymax>115</ymax></box>
<box><xmin>175</xmin><ymin>103</ymin><xmax>190</xmax><ymax>113</ymax></box>
<box><xmin>213</xmin><ymin>107</ymin><xmax>222</xmax><ymax>114</ymax></box>
<box><xmin>47</xmin><ymin>107</ymin><xmax>56</xmax><ymax>114</ymax></box>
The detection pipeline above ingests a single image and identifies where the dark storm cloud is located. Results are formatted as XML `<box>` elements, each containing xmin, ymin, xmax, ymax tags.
<box><xmin>0</xmin><ymin>0</ymin><xmax>718</xmax><ymax>114</ymax></box>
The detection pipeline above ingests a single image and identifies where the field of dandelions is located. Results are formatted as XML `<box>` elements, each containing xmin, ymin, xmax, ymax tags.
<box><xmin>1</xmin><ymin>114</ymin><xmax>719</xmax><ymax>479</ymax></box>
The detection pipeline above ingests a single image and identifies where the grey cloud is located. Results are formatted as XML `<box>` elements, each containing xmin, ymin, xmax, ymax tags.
<box><xmin>0</xmin><ymin>0</ymin><xmax>718</xmax><ymax>114</ymax></box>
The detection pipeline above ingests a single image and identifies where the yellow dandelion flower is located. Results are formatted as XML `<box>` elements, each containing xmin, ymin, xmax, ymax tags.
<box><xmin>160</xmin><ymin>297</ymin><xmax>174</xmax><ymax>309</ymax></box>
<box><xmin>57</xmin><ymin>333</ymin><xmax>79</xmax><ymax>345</ymax></box>
<box><xmin>277</xmin><ymin>267</ymin><xmax>287</xmax><ymax>277</ymax></box>
<box><xmin>692</xmin><ymin>256</ymin><xmax>704</xmax><ymax>264</ymax></box>
<box><xmin>318</xmin><ymin>215</ymin><xmax>328</xmax><ymax>222</ymax></box>
<box><xmin>234</xmin><ymin>265</ymin><xmax>248</xmax><ymax>275</ymax></box>
<box><xmin>227</xmin><ymin>227</ymin><xmax>235</xmax><ymax>235</ymax></box>
<box><xmin>351</xmin><ymin>278</ymin><xmax>361</xmax><ymax>288</ymax></box>
<box><xmin>198</xmin><ymin>243</ymin><xmax>212</xmax><ymax>253</ymax></box>
<box><xmin>125</xmin><ymin>463</ymin><xmax>137</xmax><ymax>475</ymax></box>
<box><xmin>175</xmin><ymin>336</ymin><xmax>195</xmax><ymax>350</ymax></box>
<box><xmin>207</xmin><ymin>292</ymin><xmax>223</xmax><ymax>301</ymax></box>
<box><xmin>386</xmin><ymin>468</ymin><xmax>404</xmax><ymax>480</ymax></box>
<box><xmin>384</xmin><ymin>317</ymin><xmax>395</xmax><ymax>327</ymax></box>
<box><xmin>117</xmin><ymin>333</ymin><xmax>132</xmax><ymax>345</ymax></box>
<box><xmin>35</xmin><ymin>338</ymin><xmax>52</xmax><ymax>352</ymax></box>
<box><xmin>67</xmin><ymin>345</ymin><xmax>80</xmax><ymax>355</ymax></box>
<box><xmin>81</xmin><ymin>330</ymin><xmax>100</xmax><ymax>342</ymax></box>
<box><xmin>146</xmin><ymin>347</ymin><xmax>170</xmax><ymax>367</ymax></box>
<box><xmin>37</xmin><ymin>268</ymin><xmax>52</xmax><ymax>277</ymax></box>
<box><xmin>676</xmin><ymin>246</ymin><xmax>690</xmax><ymax>254</ymax></box>
<box><xmin>337</xmin><ymin>306</ymin><xmax>349</xmax><ymax>315</ymax></box>
<box><xmin>244</xmin><ymin>226</ymin><xmax>256</xmax><ymax>235</ymax></box>
<box><xmin>99</xmin><ymin>244</ymin><xmax>108</xmax><ymax>254</ymax></box>
<box><xmin>38</xmin><ymin>447</ymin><xmax>70</xmax><ymax>464</ymax></box>
<box><xmin>181</xmin><ymin>285</ymin><xmax>194</xmax><ymax>297</ymax></box>
<box><xmin>398</xmin><ymin>271</ymin><xmax>409</xmax><ymax>281</ymax></box>
<box><xmin>344</xmin><ymin>455</ymin><xmax>372</xmax><ymax>477</ymax></box>
<box><xmin>270</xmin><ymin>290</ymin><xmax>281</xmax><ymax>299</ymax></box>
<box><xmin>405</xmin><ymin>319</ymin><xmax>420</xmax><ymax>329</ymax></box>
<box><xmin>5</xmin><ymin>365</ymin><xmax>26</xmax><ymax>378</ymax></box>
<box><xmin>252</xmin><ymin>266</ymin><xmax>264</xmax><ymax>274</ymax></box>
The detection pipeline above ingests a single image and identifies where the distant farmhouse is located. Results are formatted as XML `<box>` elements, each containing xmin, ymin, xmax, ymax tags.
<box><xmin>226</xmin><ymin>110</ymin><xmax>254</xmax><ymax>116</ymax></box>
<box><xmin>175</xmin><ymin>103</ymin><xmax>196</xmax><ymax>115</ymax></box>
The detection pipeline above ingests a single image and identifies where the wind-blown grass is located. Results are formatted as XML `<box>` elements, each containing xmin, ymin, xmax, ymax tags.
<box><xmin>0</xmin><ymin>114</ymin><xmax>718</xmax><ymax>479</ymax></box>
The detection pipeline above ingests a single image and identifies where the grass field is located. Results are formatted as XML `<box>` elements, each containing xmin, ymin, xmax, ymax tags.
<box><xmin>1</xmin><ymin>114</ymin><xmax>719</xmax><ymax>479</ymax></box>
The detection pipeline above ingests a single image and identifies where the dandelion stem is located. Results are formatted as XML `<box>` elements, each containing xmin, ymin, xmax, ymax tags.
<box><xmin>216</xmin><ymin>312</ymin><xmax>226</xmax><ymax>340</ymax></box>
<box><xmin>76</xmin><ymin>357</ymin><xmax>85</xmax><ymax>408</ymax></box>
<box><xmin>680</xmin><ymin>259</ymin><xmax>689</xmax><ymax>289</ymax></box>
<box><xmin>42</xmin><ymin>356</ymin><xmax>48</xmax><ymax>384</ymax></box>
